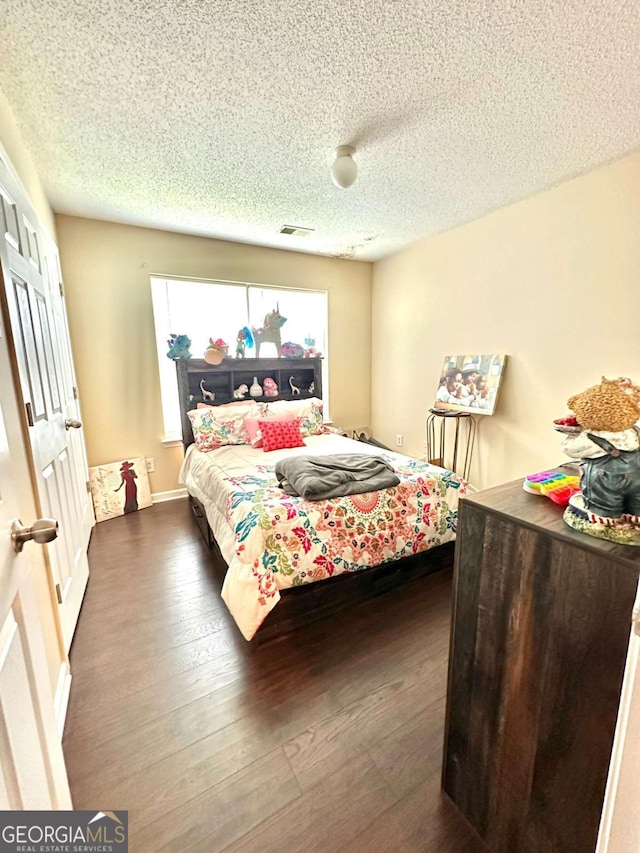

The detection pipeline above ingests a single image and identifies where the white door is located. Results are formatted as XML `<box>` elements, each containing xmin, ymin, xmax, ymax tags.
<box><xmin>0</xmin><ymin>289</ymin><xmax>71</xmax><ymax>808</ymax></box>
<box><xmin>596</xmin><ymin>593</ymin><xmax>640</xmax><ymax>852</ymax></box>
<box><xmin>0</xmin><ymin>149</ymin><xmax>92</xmax><ymax>652</ymax></box>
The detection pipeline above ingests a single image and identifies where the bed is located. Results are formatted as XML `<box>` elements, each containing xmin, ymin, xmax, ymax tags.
<box><xmin>176</xmin><ymin>357</ymin><xmax>469</xmax><ymax>640</ymax></box>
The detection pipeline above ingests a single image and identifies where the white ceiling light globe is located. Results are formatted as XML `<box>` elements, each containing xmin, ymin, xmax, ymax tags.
<box><xmin>330</xmin><ymin>145</ymin><xmax>357</xmax><ymax>189</ymax></box>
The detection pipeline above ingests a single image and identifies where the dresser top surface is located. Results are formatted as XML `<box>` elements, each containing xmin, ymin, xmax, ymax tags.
<box><xmin>463</xmin><ymin>472</ymin><xmax>640</xmax><ymax>569</ymax></box>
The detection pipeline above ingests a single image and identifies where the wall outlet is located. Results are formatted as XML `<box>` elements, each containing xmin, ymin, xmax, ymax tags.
<box><xmin>396</xmin><ymin>434</ymin><xmax>403</xmax><ymax>447</ymax></box>
<box><xmin>145</xmin><ymin>457</ymin><xmax>155</xmax><ymax>473</ymax></box>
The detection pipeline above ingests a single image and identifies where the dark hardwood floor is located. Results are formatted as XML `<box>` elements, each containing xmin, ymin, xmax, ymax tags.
<box><xmin>63</xmin><ymin>500</ymin><xmax>486</xmax><ymax>853</ymax></box>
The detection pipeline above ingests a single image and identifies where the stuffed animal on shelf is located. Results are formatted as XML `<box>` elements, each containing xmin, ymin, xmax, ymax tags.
<box><xmin>204</xmin><ymin>338</ymin><xmax>228</xmax><ymax>365</ymax></box>
<box><xmin>557</xmin><ymin>376</ymin><xmax>640</xmax><ymax>545</ymax></box>
<box><xmin>233</xmin><ymin>383</ymin><xmax>249</xmax><ymax>399</ymax></box>
<box><xmin>262</xmin><ymin>377</ymin><xmax>278</xmax><ymax>397</ymax></box>
<box><xmin>281</xmin><ymin>341</ymin><xmax>305</xmax><ymax>359</ymax></box>
<box><xmin>166</xmin><ymin>333</ymin><xmax>192</xmax><ymax>360</ymax></box>
<box><xmin>304</xmin><ymin>335</ymin><xmax>322</xmax><ymax>358</ymax></box>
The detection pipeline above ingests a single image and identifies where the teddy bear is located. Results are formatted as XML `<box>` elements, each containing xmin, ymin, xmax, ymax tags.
<box><xmin>559</xmin><ymin>376</ymin><xmax>640</xmax><ymax>543</ymax></box>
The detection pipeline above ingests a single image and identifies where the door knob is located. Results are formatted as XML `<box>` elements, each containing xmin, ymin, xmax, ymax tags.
<box><xmin>11</xmin><ymin>518</ymin><xmax>59</xmax><ymax>553</ymax></box>
<box><xmin>65</xmin><ymin>418</ymin><xmax>82</xmax><ymax>430</ymax></box>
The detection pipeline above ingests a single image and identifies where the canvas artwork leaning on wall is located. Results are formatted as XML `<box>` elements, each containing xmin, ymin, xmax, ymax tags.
<box><xmin>434</xmin><ymin>354</ymin><xmax>507</xmax><ymax>416</ymax></box>
<box><xmin>89</xmin><ymin>457</ymin><xmax>152</xmax><ymax>522</ymax></box>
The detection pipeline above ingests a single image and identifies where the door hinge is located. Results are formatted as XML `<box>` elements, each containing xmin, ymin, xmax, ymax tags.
<box><xmin>25</xmin><ymin>401</ymin><xmax>34</xmax><ymax>426</ymax></box>
<box><xmin>55</xmin><ymin>583</ymin><xmax>62</xmax><ymax>604</ymax></box>
<box><xmin>86</xmin><ymin>479</ymin><xmax>91</xmax><ymax>493</ymax></box>
<box><xmin>59</xmin><ymin>281</ymin><xmax>64</xmax><ymax>297</ymax></box>
<box><xmin>72</xmin><ymin>386</ymin><xmax>78</xmax><ymax>399</ymax></box>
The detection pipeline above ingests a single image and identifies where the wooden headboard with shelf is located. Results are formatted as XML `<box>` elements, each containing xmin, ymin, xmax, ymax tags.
<box><xmin>175</xmin><ymin>356</ymin><xmax>323</xmax><ymax>446</ymax></box>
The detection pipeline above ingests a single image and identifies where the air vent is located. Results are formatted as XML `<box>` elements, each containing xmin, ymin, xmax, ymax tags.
<box><xmin>279</xmin><ymin>225</ymin><xmax>315</xmax><ymax>237</ymax></box>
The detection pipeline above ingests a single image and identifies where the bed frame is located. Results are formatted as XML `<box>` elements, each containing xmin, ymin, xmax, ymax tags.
<box><xmin>176</xmin><ymin>356</ymin><xmax>454</xmax><ymax>641</ymax></box>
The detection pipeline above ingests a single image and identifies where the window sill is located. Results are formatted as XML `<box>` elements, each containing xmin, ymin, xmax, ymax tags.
<box><xmin>161</xmin><ymin>436</ymin><xmax>183</xmax><ymax>448</ymax></box>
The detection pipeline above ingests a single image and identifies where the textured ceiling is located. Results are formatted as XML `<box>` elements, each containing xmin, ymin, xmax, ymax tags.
<box><xmin>1</xmin><ymin>0</ymin><xmax>639</xmax><ymax>260</ymax></box>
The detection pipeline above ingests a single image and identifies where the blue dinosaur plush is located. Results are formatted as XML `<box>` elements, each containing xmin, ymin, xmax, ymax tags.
<box><xmin>166</xmin><ymin>333</ymin><xmax>192</xmax><ymax>360</ymax></box>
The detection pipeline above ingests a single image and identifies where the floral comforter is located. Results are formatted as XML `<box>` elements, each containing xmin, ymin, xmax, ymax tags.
<box><xmin>179</xmin><ymin>434</ymin><xmax>469</xmax><ymax>640</ymax></box>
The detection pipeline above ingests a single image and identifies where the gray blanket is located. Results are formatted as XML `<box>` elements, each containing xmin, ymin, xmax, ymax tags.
<box><xmin>275</xmin><ymin>453</ymin><xmax>400</xmax><ymax>501</ymax></box>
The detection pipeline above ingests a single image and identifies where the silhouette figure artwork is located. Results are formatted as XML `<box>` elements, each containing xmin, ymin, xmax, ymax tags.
<box><xmin>88</xmin><ymin>456</ymin><xmax>152</xmax><ymax>522</ymax></box>
<box><xmin>252</xmin><ymin>306</ymin><xmax>287</xmax><ymax>357</ymax></box>
<box><xmin>114</xmin><ymin>460</ymin><xmax>138</xmax><ymax>514</ymax></box>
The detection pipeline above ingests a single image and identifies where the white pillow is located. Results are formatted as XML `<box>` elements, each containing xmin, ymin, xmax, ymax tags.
<box><xmin>188</xmin><ymin>402</ymin><xmax>258</xmax><ymax>450</ymax></box>
<box><xmin>257</xmin><ymin>397</ymin><xmax>325</xmax><ymax>437</ymax></box>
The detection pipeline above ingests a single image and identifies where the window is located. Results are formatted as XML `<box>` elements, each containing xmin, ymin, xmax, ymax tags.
<box><xmin>151</xmin><ymin>277</ymin><xmax>329</xmax><ymax>440</ymax></box>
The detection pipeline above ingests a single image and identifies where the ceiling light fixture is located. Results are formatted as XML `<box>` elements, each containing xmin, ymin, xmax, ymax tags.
<box><xmin>330</xmin><ymin>145</ymin><xmax>357</xmax><ymax>189</ymax></box>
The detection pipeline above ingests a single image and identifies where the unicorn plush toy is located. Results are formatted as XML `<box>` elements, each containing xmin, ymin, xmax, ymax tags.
<box><xmin>252</xmin><ymin>307</ymin><xmax>287</xmax><ymax>357</ymax></box>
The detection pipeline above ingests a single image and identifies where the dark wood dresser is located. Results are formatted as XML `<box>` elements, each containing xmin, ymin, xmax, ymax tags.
<box><xmin>443</xmin><ymin>476</ymin><xmax>640</xmax><ymax>853</ymax></box>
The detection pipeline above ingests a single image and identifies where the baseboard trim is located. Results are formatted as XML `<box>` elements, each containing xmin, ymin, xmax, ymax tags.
<box><xmin>152</xmin><ymin>488</ymin><xmax>188</xmax><ymax>503</ymax></box>
<box><xmin>54</xmin><ymin>664</ymin><xmax>72</xmax><ymax>738</ymax></box>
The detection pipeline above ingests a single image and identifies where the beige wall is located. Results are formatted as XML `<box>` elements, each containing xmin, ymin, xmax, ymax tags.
<box><xmin>56</xmin><ymin>215</ymin><xmax>372</xmax><ymax>493</ymax></box>
<box><xmin>372</xmin><ymin>148</ymin><xmax>640</xmax><ymax>490</ymax></box>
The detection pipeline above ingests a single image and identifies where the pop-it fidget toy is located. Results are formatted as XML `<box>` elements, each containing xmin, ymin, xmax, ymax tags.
<box><xmin>523</xmin><ymin>471</ymin><xmax>581</xmax><ymax>506</ymax></box>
